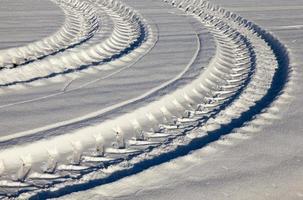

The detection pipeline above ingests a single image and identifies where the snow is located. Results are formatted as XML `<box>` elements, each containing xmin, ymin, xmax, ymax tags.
<box><xmin>0</xmin><ymin>0</ymin><xmax>64</xmax><ymax>50</ymax></box>
<box><xmin>0</xmin><ymin>0</ymin><xmax>213</xmax><ymax>139</ymax></box>
<box><xmin>0</xmin><ymin>0</ymin><xmax>302</xmax><ymax>199</ymax></box>
<box><xmin>54</xmin><ymin>0</ymin><xmax>303</xmax><ymax>200</ymax></box>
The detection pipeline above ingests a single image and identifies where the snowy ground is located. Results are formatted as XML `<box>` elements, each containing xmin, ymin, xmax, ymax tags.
<box><xmin>0</xmin><ymin>0</ymin><xmax>302</xmax><ymax>199</ymax></box>
<box><xmin>0</xmin><ymin>0</ymin><xmax>214</xmax><ymax>139</ymax></box>
<box><xmin>0</xmin><ymin>0</ymin><xmax>64</xmax><ymax>49</ymax></box>
<box><xmin>56</xmin><ymin>0</ymin><xmax>303</xmax><ymax>200</ymax></box>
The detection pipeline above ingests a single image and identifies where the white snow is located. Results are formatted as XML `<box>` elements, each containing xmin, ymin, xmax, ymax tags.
<box><xmin>0</xmin><ymin>0</ymin><xmax>302</xmax><ymax>199</ymax></box>
<box><xmin>55</xmin><ymin>1</ymin><xmax>303</xmax><ymax>200</ymax></box>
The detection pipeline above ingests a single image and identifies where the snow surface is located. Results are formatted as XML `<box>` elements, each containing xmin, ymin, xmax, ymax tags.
<box><xmin>0</xmin><ymin>0</ymin><xmax>302</xmax><ymax>199</ymax></box>
<box><xmin>0</xmin><ymin>0</ymin><xmax>214</xmax><ymax>139</ymax></box>
<box><xmin>55</xmin><ymin>0</ymin><xmax>303</xmax><ymax>200</ymax></box>
<box><xmin>0</xmin><ymin>0</ymin><xmax>64</xmax><ymax>49</ymax></box>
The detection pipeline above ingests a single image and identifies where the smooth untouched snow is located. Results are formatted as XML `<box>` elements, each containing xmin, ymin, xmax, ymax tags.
<box><xmin>0</xmin><ymin>0</ymin><xmax>64</xmax><ymax>50</ymax></box>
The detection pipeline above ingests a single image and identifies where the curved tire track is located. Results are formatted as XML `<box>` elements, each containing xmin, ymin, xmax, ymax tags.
<box><xmin>0</xmin><ymin>0</ymin><xmax>99</xmax><ymax>69</ymax></box>
<box><xmin>0</xmin><ymin>0</ymin><xmax>154</xmax><ymax>90</ymax></box>
<box><xmin>0</xmin><ymin>0</ymin><xmax>291</xmax><ymax>198</ymax></box>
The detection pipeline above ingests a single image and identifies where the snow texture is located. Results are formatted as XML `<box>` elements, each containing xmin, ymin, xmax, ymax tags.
<box><xmin>0</xmin><ymin>0</ymin><xmax>301</xmax><ymax>199</ymax></box>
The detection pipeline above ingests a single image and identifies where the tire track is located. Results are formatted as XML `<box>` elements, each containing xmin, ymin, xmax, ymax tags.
<box><xmin>0</xmin><ymin>0</ymin><xmax>154</xmax><ymax>91</ymax></box>
<box><xmin>0</xmin><ymin>0</ymin><xmax>99</xmax><ymax>70</ymax></box>
<box><xmin>0</xmin><ymin>0</ymin><xmax>291</xmax><ymax>198</ymax></box>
